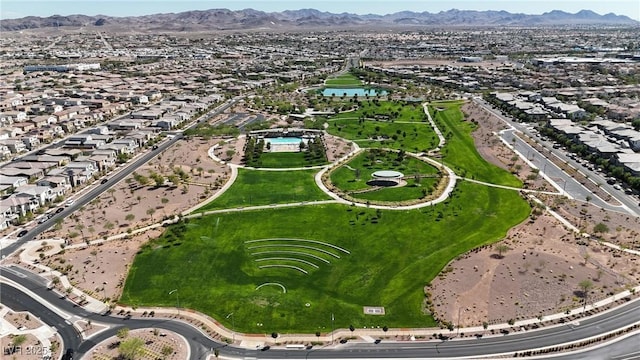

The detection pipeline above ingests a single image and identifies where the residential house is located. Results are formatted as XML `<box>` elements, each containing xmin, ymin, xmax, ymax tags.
<box><xmin>106</xmin><ymin>119</ymin><xmax>143</xmax><ymax>131</ymax></box>
<box><xmin>0</xmin><ymin>139</ymin><xmax>27</xmax><ymax>154</ymax></box>
<box><xmin>100</xmin><ymin>142</ymin><xmax>131</xmax><ymax>155</ymax></box>
<box><xmin>12</xmin><ymin>122</ymin><xmax>35</xmax><ymax>133</ymax></box>
<box><xmin>0</xmin><ymin>110</ymin><xmax>27</xmax><ymax>123</ymax></box>
<box><xmin>30</xmin><ymin>115</ymin><xmax>56</xmax><ymax>128</ymax></box>
<box><xmin>0</xmin><ymin>175</ymin><xmax>28</xmax><ymax>188</ymax></box>
<box><xmin>112</xmin><ymin>138</ymin><xmax>139</xmax><ymax>153</ymax></box>
<box><xmin>616</xmin><ymin>153</ymin><xmax>640</xmax><ymax>176</ymax></box>
<box><xmin>44</xmin><ymin>148</ymin><xmax>82</xmax><ymax>159</ymax></box>
<box><xmin>88</xmin><ymin>154</ymin><xmax>116</xmax><ymax>171</ymax></box>
<box><xmin>15</xmin><ymin>184</ymin><xmax>55</xmax><ymax>206</ymax></box>
<box><xmin>152</xmin><ymin>117</ymin><xmax>178</xmax><ymax>130</ymax></box>
<box><xmin>0</xmin><ymin>194</ymin><xmax>39</xmax><ymax>217</ymax></box>
<box><xmin>21</xmin><ymin>154</ymin><xmax>70</xmax><ymax>166</ymax></box>
<box><xmin>0</xmin><ymin>166</ymin><xmax>45</xmax><ymax>180</ymax></box>
<box><xmin>37</xmin><ymin>175</ymin><xmax>72</xmax><ymax>196</ymax></box>
<box><xmin>21</xmin><ymin>135</ymin><xmax>41</xmax><ymax>150</ymax></box>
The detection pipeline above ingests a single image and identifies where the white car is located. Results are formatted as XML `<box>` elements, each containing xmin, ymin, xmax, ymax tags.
<box><xmin>65</xmin><ymin>199</ymin><xmax>75</xmax><ymax>207</ymax></box>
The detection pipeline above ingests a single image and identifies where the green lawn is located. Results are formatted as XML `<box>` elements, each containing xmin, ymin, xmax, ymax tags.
<box><xmin>328</xmin><ymin>101</ymin><xmax>427</xmax><ymax>123</ymax></box>
<box><xmin>432</xmin><ymin>101</ymin><xmax>522</xmax><ymax>187</ymax></box>
<box><xmin>196</xmin><ymin>168</ymin><xmax>330</xmax><ymax>211</ymax></box>
<box><xmin>321</xmin><ymin>101</ymin><xmax>436</xmax><ymax>152</ymax></box>
<box><xmin>325</xmin><ymin>73</ymin><xmax>363</xmax><ymax>87</ymax></box>
<box><xmin>121</xmin><ymin>100</ymin><xmax>532</xmax><ymax>334</ymax></box>
<box><xmin>251</xmin><ymin>152</ymin><xmax>328</xmax><ymax>168</ymax></box>
<box><xmin>122</xmin><ymin>182</ymin><xmax>530</xmax><ymax>333</ymax></box>
<box><xmin>330</xmin><ymin>149</ymin><xmax>440</xmax><ymax>192</ymax></box>
<box><xmin>329</xmin><ymin>149</ymin><xmax>441</xmax><ymax>202</ymax></box>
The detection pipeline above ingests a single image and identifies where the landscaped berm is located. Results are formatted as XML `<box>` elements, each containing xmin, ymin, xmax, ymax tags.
<box><xmin>120</xmin><ymin>101</ymin><xmax>531</xmax><ymax>334</ymax></box>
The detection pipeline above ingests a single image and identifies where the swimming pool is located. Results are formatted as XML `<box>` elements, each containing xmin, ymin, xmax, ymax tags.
<box><xmin>265</xmin><ymin>137</ymin><xmax>303</xmax><ymax>145</ymax></box>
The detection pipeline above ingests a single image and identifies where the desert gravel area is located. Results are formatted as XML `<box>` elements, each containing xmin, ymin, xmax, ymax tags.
<box><xmin>428</xmin><ymin>102</ymin><xmax>640</xmax><ymax>327</ymax></box>
<box><xmin>16</xmin><ymin>136</ymin><xmax>233</xmax><ymax>303</ymax></box>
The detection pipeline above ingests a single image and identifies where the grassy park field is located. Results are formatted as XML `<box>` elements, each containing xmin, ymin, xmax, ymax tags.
<box><xmin>321</xmin><ymin>101</ymin><xmax>436</xmax><ymax>152</ymax></box>
<box><xmin>250</xmin><ymin>152</ymin><xmax>328</xmax><ymax>168</ymax></box>
<box><xmin>329</xmin><ymin>149</ymin><xmax>442</xmax><ymax>202</ymax></box>
<box><xmin>196</xmin><ymin>168</ymin><xmax>330</xmax><ymax>211</ymax></box>
<box><xmin>122</xmin><ymin>183</ymin><xmax>529</xmax><ymax>333</ymax></box>
<box><xmin>121</xmin><ymin>100</ymin><xmax>531</xmax><ymax>333</ymax></box>
<box><xmin>324</xmin><ymin>73</ymin><xmax>363</xmax><ymax>87</ymax></box>
<box><xmin>432</xmin><ymin>101</ymin><xmax>522</xmax><ymax>187</ymax></box>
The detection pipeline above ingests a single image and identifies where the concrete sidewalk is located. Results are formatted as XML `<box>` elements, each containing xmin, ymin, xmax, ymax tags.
<box><xmin>111</xmin><ymin>284</ymin><xmax>640</xmax><ymax>349</ymax></box>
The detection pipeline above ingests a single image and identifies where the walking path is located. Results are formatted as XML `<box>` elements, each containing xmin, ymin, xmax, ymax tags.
<box><xmin>5</xmin><ymin>102</ymin><xmax>640</xmax><ymax>355</ymax></box>
<box><xmin>423</xmin><ymin>103</ymin><xmax>446</xmax><ymax>148</ymax></box>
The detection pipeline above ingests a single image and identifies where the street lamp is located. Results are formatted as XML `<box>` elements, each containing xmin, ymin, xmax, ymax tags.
<box><xmin>169</xmin><ymin>289</ymin><xmax>179</xmax><ymax>314</ymax></box>
<box><xmin>226</xmin><ymin>312</ymin><xmax>235</xmax><ymax>343</ymax></box>
<box><xmin>457</xmin><ymin>307</ymin><xmax>463</xmax><ymax>338</ymax></box>
<box><xmin>331</xmin><ymin>313</ymin><xmax>335</xmax><ymax>344</ymax></box>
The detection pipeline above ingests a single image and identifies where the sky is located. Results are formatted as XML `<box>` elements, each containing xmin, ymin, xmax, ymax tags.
<box><xmin>1</xmin><ymin>0</ymin><xmax>639</xmax><ymax>21</ymax></box>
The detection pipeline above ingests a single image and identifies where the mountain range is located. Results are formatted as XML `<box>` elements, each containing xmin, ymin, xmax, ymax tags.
<box><xmin>1</xmin><ymin>8</ymin><xmax>637</xmax><ymax>32</ymax></box>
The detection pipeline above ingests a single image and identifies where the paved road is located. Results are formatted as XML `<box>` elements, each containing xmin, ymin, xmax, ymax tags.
<box><xmin>473</xmin><ymin>97</ymin><xmax>638</xmax><ymax>216</ymax></box>
<box><xmin>3</xmin><ymin>266</ymin><xmax>640</xmax><ymax>359</ymax></box>
<box><xmin>0</xmin><ymin>97</ymin><xmax>240</xmax><ymax>259</ymax></box>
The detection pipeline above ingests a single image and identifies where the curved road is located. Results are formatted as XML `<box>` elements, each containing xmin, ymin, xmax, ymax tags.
<box><xmin>2</xmin><ymin>267</ymin><xmax>640</xmax><ymax>359</ymax></box>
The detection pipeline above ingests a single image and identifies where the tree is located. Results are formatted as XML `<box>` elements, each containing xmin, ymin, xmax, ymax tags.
<box><xmin>146</xmin><ymin>208</ymin><xmax>156</xmax><ymax>220</ymax></box>
<box><xmin>494</xmin><ymin>244</ymin><xmax>510</xmax><ymax>258</ymax></box>
<box><xmin>90</xmin><ymin>249</ymin><xmax>98</xmax><ymax>260</ymax></box>
<box><xmin>578</xmin><ymin>279</ymin><xmax>593</xmax><ymax>299</ymax></box>
<box><xmin>593</xmin><ymin>222</ymin><xmax>609</xmax><ymax>235</ymax></box>
<box><xmin>125</xmin><ymin>213</ymin><xmax>135</xmax><ymax>222</ymax></box>
<box><xmin>118</xmin><ymin>337</ymin><xmax>144</xmax><ymax>360</ymax></box>
<box><xmin>578</xmin><ymin>279</ymin><xmax>594</xmax><ymax>311</ymax></box>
